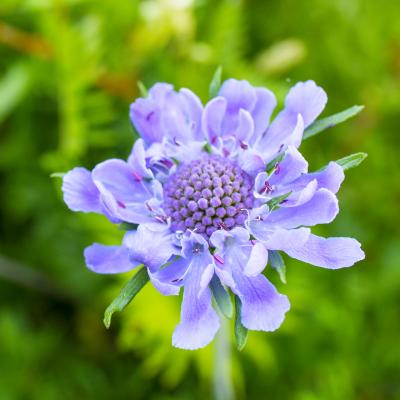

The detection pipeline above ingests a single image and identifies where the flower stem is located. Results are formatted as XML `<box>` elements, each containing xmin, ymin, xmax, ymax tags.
<box><xmin>213</xmin><ymin>315</ymin><xmax>234</xmax><ymax>400</ymax></box>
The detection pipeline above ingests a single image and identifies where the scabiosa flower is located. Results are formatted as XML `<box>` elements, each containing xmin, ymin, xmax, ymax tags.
<box><xmin>62</xmin><ymin>78</ymin><xmax>365</xmax><ymax>350</ymax></box>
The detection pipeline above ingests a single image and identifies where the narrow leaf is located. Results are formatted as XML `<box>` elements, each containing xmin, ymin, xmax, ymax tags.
<box><xmin>118</xmin><ymin>222</ymin><xmax>139</xmax><ymax>231</ymax></box>
<box><xmin>266</xmin><ymin>152</ymin><xmax>285</xmax><ymax>173</ymax></box>
<box><xmin>266</xmin><ymin>191</ymin><xmax>292</xmax><ymax>211</ymax></box>
<box><xmin>103</xmin><ymin>266</ymin><xmax>149</xmax><ymax>329</ymax></box>
<box><xmin>269</xmin><ymin>250</ymin><xmax>286</xmax><ymax>284</ymax></box>
<box><xmin>50</xmin><ymin>172</ymin><xmax>65</xmax><ymax>178</ymax></box>
<box><xmin>335</xmin><ymin>152</ymin><xmax>368</xmax><ymax>171</ymax></box>
<box><xmin>209</xmin><ymin>66</ymin><xmax>223</xmax><ymax>98</ymax></box>
<box><xmin>317</xmin><ymin>152</ymin><xmax>368</xmax><ymax>172</ymax></box>
<box><xmin>234</xmin><ymin>296</ymin><xmax>248</xmax><ymax>351</ymax></box>
<box><xmin>137</xmin><ymin>81</ymin><xmax>148</xmax><ymax>98</ymax></box>
<box><xmin>0</xmin><ymin>63</ymin><xmax>31</xmax><ymax>123</ymax></box>
<box><xmin>210</xmin><ymin>275</ymin><xmax>233</xmax><ymax>319</ymax></box>
<box><xmin>303</xmin><ymin>105</ymin><xmax>364</xmax><ymax>140</ymax></box>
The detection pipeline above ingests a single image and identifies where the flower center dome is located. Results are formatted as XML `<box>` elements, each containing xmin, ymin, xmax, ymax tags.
<box><xmin>163</xmin><ymin>155</ymin><xmax>254</xmax><ymax>237</ymax></box>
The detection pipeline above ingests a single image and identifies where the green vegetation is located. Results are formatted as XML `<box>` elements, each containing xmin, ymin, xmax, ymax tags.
<box><xmin>1</xmin><ymin>0</ymin><xmax>399</xmax><ymax>398</ymax></box>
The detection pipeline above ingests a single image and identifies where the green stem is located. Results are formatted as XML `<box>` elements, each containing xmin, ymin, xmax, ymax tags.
<box><xmin>213</xmin><ymin>315</ymin><xmax>234</xmax><ymax>400</ymax></box>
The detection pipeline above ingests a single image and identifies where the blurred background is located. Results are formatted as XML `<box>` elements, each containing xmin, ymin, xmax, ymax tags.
<box><xmin>0</xmin><ymin>0</ymin><xmax>399</xmax><ymax>399</ymax></box>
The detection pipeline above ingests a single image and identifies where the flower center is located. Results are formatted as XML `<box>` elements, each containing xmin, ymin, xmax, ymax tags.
<box><xmin>163</xmin><ymin>155</ymin><xmax>254</xmax><ymax>237</ymax></box>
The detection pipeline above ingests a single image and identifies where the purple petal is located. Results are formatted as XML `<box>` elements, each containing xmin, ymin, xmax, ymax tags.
<box><xmin>130</xmin><ymin>83</ymin><xmax>173</xmax><ymax>144</ymax></box>
<box><xmin>172</xmin><ymin>256</ymin><xmax>220</xmax><ymax>350</ymax></box>
<box><xmin>269</xmin><ymin>146</ymin><xmax>308</xmax><ymax>186</ymax></box>
<box><xmin>123</xmin><ymin>224</ymin><xmax>178</xmax><ymax>272</ymax></box>
<box><xmin>181</xmin><ymin>231</ymin><xmax>212</xmax><ymax>262</ymax></box>
<box><xmin>202</xmin><ymin>97</ymin><xmax>227</xmax><ymax>144</ymax></box>
<box><xmin>243</xmin><ymin>242</ymin><xmax>268</xmax><ymax>276</ymax></box>
<box><xmin>234</xmin><ymin>109</ymin><xmax>254</xmax><ymax>142</ymax></box>
<box><xmin>210</xmin><ymin>227</ymin><xmax>290</xmax><ymax>331</ymax></box>
<box><xmin>62</xmin><ymin>167</ymin><xmax>101</xmax><ymax>213</ymax></box>
<box><xmin>282</xmin><ymin>179</ymin><xmax>318</xmax><ymax>207</ymax></box>
<box><xmin>253</xmin><ymin>171</ymin><xmax>270</xmax><ymax>199</ymax></box>
<box><xmin>84</xmin><ymin>243</ymin><xmax>137</xmax><ymax>274</ymax></box>
<box><xmin>284</xmin><ymin>80</ymin><xmax>327</xmax><ymax>127</ymax></box>
<box><xmin>238</xmin><ymin>148</ymin><xmax>265</xmax><ymax>176</ymax></box>
<box><xmin>266</xmin><ymin>188</ymin><xmax>339</xmax><ymax>228</ymax></box>
<box><xmin>179</xmin><ymin>88</ymin><xmax>204</xmax><ymax>141</ymax></box>
<box><xmin>92</xmin><ymin>159</ymin><xmax>153</xmax><ymax>224</ymax></box>
<box><xmin>127</xmin><ymin>139</ymin><xmax>153</xmax><ymax>180</ymax></box>
<box><xmin>257</xmin><ymin>80</ymin><xmax>326</xmax><ymax>159</ymax></box>
<box><xmin>285</xmin><ymin>234</ymin><xmax>365</xmax><ymax>269</ymax></box>
<box><xmin>258</xmin><ymin>227</ymin><xmax>311</xmax><ymax>251</ymax></box>
<box><xmin>256</xmin><ymin>113</ymin><xmax>304</xmax><ymax>162</ymax></box>
<box><xmin>163</xmin><ymin>139</ymin><xmax>206</xmax><ymax>164</ymax></box>
<box><xmin>219</xmin><ymin>79</ymin><xmax>257</xmax><ymax>112</ymax></box>
<box><xmin>292</xmin><ymin>162</ymin><xmax>345</xmax><ymax>194</ymax></box>
<box><xmin>210</xmin><ymin>227</ymin><xmax>249</xmax><ymax>250</ymax></box>
<box><xmin>148</xmin><ymin>257</ymin><xmax>190</xmax><ymax>295</ymax></box>
<box><xmin>251</xmin><ymin>88</ymin><xmax>277</xmax><ymax>138</ymax></box>
<box><xmin>285</xmin><ymin>114</ymin><xmax>304</xmax><ymax>148</ymax></box>
<box><xmin>232</xmin><ymin>271</ymin><xmax>290</xmax><ymax>331</ymax></box>
<box><xmin>130</xmin><ymin>83</ymin><xmax>203</xmax><ymax>145</ymax></box>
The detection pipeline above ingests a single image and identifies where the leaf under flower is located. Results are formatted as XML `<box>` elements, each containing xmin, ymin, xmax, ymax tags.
<box><xmin>234</xmin><ymin>295</ymin><xmax>248</xmax><ymax>351</ymax></box>
<box><xmin>104</xmin><ymin>266</ymin><xmax>149</xmax><ymax>329</ymax></box>
<box><xmin>303</xmin><ymin>105</ymin><xmax>364</xmax><ymax>140</ymax></box>
<box><xmin>210</xmin><ymin>275</ymin><xmax>233</xmax><ymax>319</ymax></box>
<box><xmin>209</xmin><ymin>66</ymin><xmax>223</xmax><ymax>98</ymax></box>
<box><xmin>269</xmin><ymin>250</ymin><xmax>287</xmax><ymax>284</ymax></box>
<box><xmin>334</xmin><ymin>152</ymin><xmax>368</xmax><ymax>171</ymax></box>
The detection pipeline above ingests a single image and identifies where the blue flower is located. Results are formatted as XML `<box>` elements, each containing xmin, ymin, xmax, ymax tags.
<box><xmin>62</xmin><ymin>79</ymin><xmax>365</xmax><ymax>349</ymax></box>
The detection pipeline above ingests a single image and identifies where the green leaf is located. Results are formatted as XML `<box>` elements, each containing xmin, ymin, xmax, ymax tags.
<box><xmin>303</xmin><ymin>105</ymin><xmax>364</xmax><ymax>140</ymax></box>
<box><xmin>266</xmin><ymin>192</ymin><xmax>292</xmax><ymax>211</ymax></box>
<box><xmin>103</xmin><ymin>266</ymin><xmax>149</xmax><ymax>329</ymax></box>
<box><xmin>334</xmin><ymin>152</ymin><xmax>368</xmax><ymax>171</ymax></box>
<box><xmin>118</xmin><ymin>222</ymin><xmax>139</xmax><ymax>231</ymax></box>
<box><xmin>209</xmin><ymin>66</ymin><xmax>223</xmax><ymax>98</ymax></box>
<box><xmin>203</xmin><ymin>142</ymin><xmax>212</xmax><ymax>154</ymax></box>
<box><xmin>210</xmin><ymin>275</ymin><xmax>233</xmax><ymax>319</ymax></box>
<box><xmin>0</xmin><ymin>63</ymin><xmax>31</xmax><ymax>124</ymax></box>
<box><xmin>137</xmin><ymin>81</ymin><xmax>148</xmax><ymax>98</ymax></box>
<box><xmin>317</xmin><ymin>152</ymin><xmax>368</xmax><ymax>172</ymax></box>
<box><xmin>234</xmin><ymin>296</ymin><xmax>248</xmax><ymax>351</ymax></box>
<box><xmin>50</xmin><ymin>172</ymin><xmax>65</xmax><ymax>178</ymax></box>
<box><xmin>269</xmin><ymin>250</ymin><xmax>286</xmax><ymax>284</ymax></box>
<box><xmin>266</xmin><ymin>152</ymin><xmax>285</xmax><ymax>173</ymax></box>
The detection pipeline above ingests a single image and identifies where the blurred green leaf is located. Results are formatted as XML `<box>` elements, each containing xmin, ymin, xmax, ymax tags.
<box><xmin>267</xmin><ymin>192</ymin><xmax>292</xmax><ymax>211</ymax></box>
<box><xmin>50</xmin><ymin>172</ymin><xmax>65</xmax><ymax>178</ymax></box>
<box><xmin>104</xmin><ymin>266</ymin><xmax>148</xmax><ymax>329</ymax></box>
<box><xmin>234</xmin><ymin>296</ymin><xmax>248</xmax><ymax>351</ymax></box>
<box><xmin>137</xmin><ymin>81</ymin><xmax>148</xmax><ymax>98</ymax></box>
<box><xmin>266</xmin><ymin>153</ymin><xmax>285</xmax><ymax>173</ymax></box>
<box><xmin>209</xmin><ymin>66</ymin><xmax>223</xmax><ymax>98</ymax></box>
<box><xmin>210</xmin><ymin>275</ymin><xmax>233</xmax><ymax>319</ymax></box>
<box><xmin>269</xmin><ymin>250</ymin><xmax>286</xmax><ymax>284</ymax></box>
<box><xmin>0</xmin><ymin>63</ymin><xmax>31</xmax><ymax>123</ymax></box>
<box><xmin>303</xmin><ymin>105</ymin><xmax>364</xmax><ymax>140</ymax></box>
<box><xmin>317</xmin><ymin>152</ymin><xmax>368</xmax><ymax>172</ymax></box>
<box><xmin>118</xmin><ymin>222</ymin><xmax>139</xmax><ymax>231</ymax></box>
<box><xmin>335</xmin><ymin>152</ymin><xmax>368</xmax><ymax>171</ymax></box>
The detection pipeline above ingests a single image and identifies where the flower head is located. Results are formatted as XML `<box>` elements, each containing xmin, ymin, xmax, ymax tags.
<box><xmin>62</xmin><ymin>78</ymin><xmax>365</xmax><ymax>350</ymax></box>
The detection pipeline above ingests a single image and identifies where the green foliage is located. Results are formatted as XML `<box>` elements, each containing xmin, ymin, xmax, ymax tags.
<box><xmin>334</xmin><ymin>152</ymin><xmax>368</xmax><ymax>171</ymax></box>
<box><xmin>104</xmin><ymin>266</ymin><xmax>149</xmax><ymax>329</ymax></box>
<box><xmin>210</xmin><ymin>275</ymin><xmax>233</xmax><ymax>319</ymax></box>
<box><xmin>209</xmin><ymin>66</ymin><xmax>223</xmax><ymax>98</ymax></box>
<box><xmin>234</xmin><ymin>296</ymin><xmax>248</xmax><ymax>351</ymax></box>
<box><xmin>266</xmin><ymin>191</ymin><xmax>292</xmax><ymax>211</ymax></box>
<box><xmin>1</xmin><ymin>0</ymin><xmax>400</xmax><ymax>398</ymax></box>
<box><xmin>269</xmin><ymin>250</ymin><xmax>287</xmax><ymax>284</ymax></box>
<box><xmin>303</xmin><ymin>105</ymin><xmax>365</xmax><ymax>140</ymax></box>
